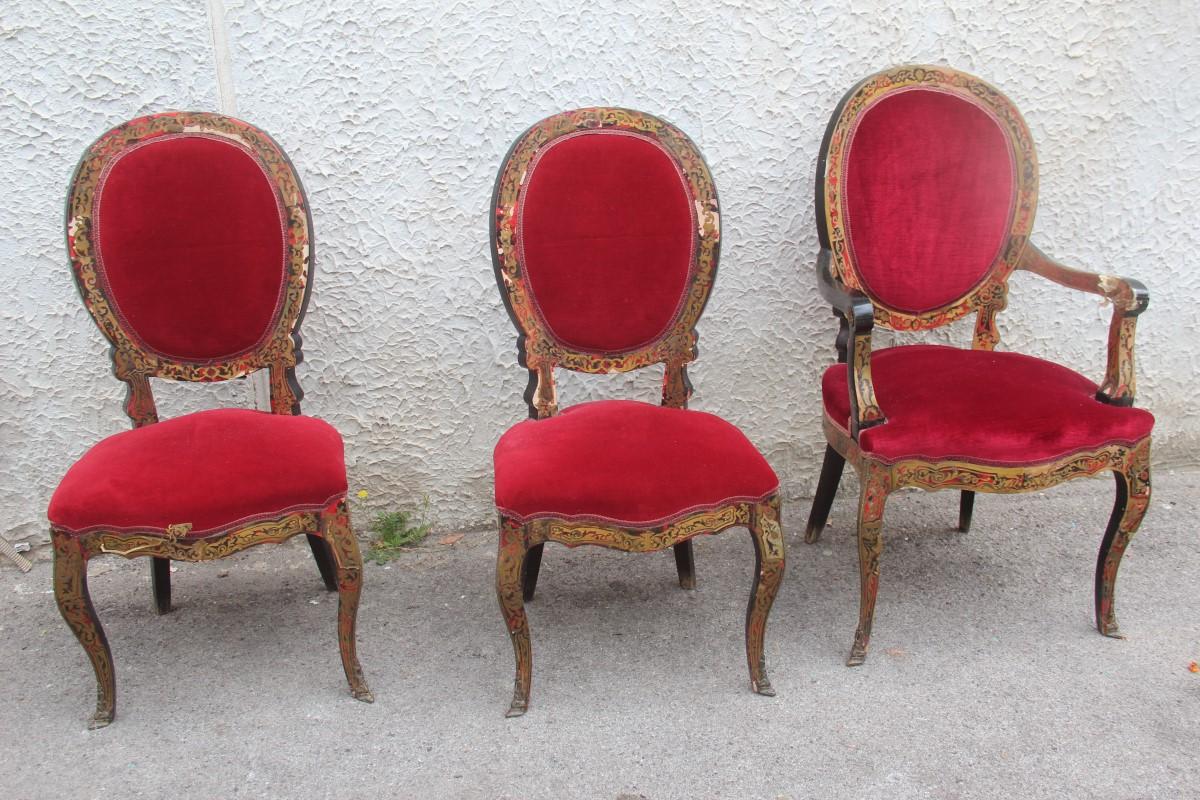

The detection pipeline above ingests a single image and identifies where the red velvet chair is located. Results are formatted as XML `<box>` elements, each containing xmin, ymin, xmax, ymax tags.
<box><xmin>52</xmin><ymin>112</ymin><xmax>372</xmax><ymax>727</ymax></box>
<box><xmin>490</xmin><ymin>108</ymin><xmax>785</xmax><ymax>716</ymax></box>
<box><xmin>805</xmin><ymin>66</ymin><xmax>1153</xmax><ymax>665</ymax></box>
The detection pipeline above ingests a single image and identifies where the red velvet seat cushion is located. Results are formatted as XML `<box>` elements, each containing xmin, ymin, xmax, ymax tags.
<box><xmin>518</xmin><ymin>130</ymin><xmax>696</xmax><ymax>353</ymax></box>
<box><xmin>49</xmin><ymin>409</ymin><xmax>347</xmax><ymax>536</ymax></box>
<box><xmin>822</xmin><ymin>345</ymin><xmax>1154</xmax><ymax>465</ymax></box>
<box><xmin>95</xmin><ymin>134</ymin><xmax>287</xmax><ymax>361</ymax></box>
<box><xmin>494</xmin><ymin>400</ymin><xmax>778</xmax><ymax>526</ymax></box>
<box><xmin>844</xmin><ymin>88</ymin><xmax>1015</xmax><ymax>313</ymax></box>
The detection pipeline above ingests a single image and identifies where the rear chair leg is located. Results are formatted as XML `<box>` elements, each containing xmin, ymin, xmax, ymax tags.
<box><xmin>673</xmin><ymin>540</ymin><xmax>696</xmax><ymax>589</ymax></box>
<box><xmin>151</xmin><ymin>557</ymin><xmax>172</xmax><ymax>614</ymax></box>
<box><xmin>746</xmin><ymin>499</ymin><xmax>785</xmax><ymax>696</ymax></box>
<box><xmin>805</xmin><ymin>445</ymin><xmax>846</xmax><ymax>543</ymax></box>
<box><xmin>306</xmin><ymin>533</ymin><xmax>339</xmax><ymax>591</ymax></box>
<box><xmin>521</xmin><ymin>543</ymin><xmax>543</xmax><ymax>601</ymax></box>
<box><xmin>497</xmin><ymin>518</ymin><xmax>532</xmax><ymax>717</ymax></box>
<box><xmin>958</xmin><ymin>491</ymin><xmax>976</xmax><ymax>533</ymax></box>
<box><xmin>1096</xmin><ymin>443</ymin><xmax>1151</xmax><ymax>638</ymax></box>
<box><xmin>320</xmin><ymin>501</ymin><xmax>373</xmax><ymax>702</ymax></box>
<box><xmin>849</xmin><ymin>464</ymin><xmax>890</xmax><ymax>666</ymax></box>
<box><xmin>52</xmin><ymin>531</ymin><xmax>115</xmax><ymax>729</ymax></box>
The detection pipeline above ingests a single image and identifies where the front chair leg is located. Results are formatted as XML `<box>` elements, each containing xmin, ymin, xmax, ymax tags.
<box><xmin>746</xmin><ymin>499</ymin><xmax>785</xmax><ymax>696</ymax></box>
<box><xmin>1096</xmin><ymin>443</ymin><xmax>1151</xmax><ymax>638</ymax></box>
<box><xmin>805</xmin><ymin>444</ymin><xmax>846</xmax><ymax>543</ymax></box>
<box><xmin>150</xmin><ymin>557</ymin><xmax>172</xmax><ymax>614</ymax></box>
<box><xmin>306</xmin><ymin>533</ymin><xmax>339</xmax><ymax>592</ymax></box>
<box><xmin>849</xmin><ymin>465</ymin><xmax>890</xmax><ymax>666</ymax></box>
<box><xmin>496</xmin><ymin>518</ymin><xmax>532</xmax><ymax>717</ymax></box>
<box><xmin>52</xmin><ymin>531</ymin><xmax>115</xmax><ymax>729</ymax></box>
<box><xmin>320</xmin><ymin>501</ymin><xmax>373</xmax><ymax>702</ymax></box>
<box><xmin>673</xmin><ymin>540</ymin><xmax>696</xmax><ymax>589</ymax></box>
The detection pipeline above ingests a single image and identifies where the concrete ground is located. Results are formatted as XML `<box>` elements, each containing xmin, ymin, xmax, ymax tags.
<box><xmin>2</xmin><ymin>470</ymin><xmax>1198</xmax><ymax>800</ymax></box>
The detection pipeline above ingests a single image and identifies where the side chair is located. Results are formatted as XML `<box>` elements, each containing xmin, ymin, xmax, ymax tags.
<box><xmin>490</xmin><ymin>107</ymin><xmax>785</xmax><ymax>716</ymax></box>
<box><xmin>51</xmin><ymin>112</ymin><xmax>372</xmax><ymax>727</ymax></box>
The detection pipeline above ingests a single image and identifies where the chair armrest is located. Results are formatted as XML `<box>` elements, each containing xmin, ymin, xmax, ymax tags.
<box><xmin>1017</xmin><ymin>243</ymin><xmax>1149</xmax><ymax>405</ymax></box>
<box><xmin>817</xmin><ymin>249</ymin><xmax>886</xmax><ymax>436</ymax></box>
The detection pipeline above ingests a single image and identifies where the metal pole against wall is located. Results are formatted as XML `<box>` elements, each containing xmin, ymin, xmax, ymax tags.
<box><xmin>206</xmin><ymin>0</ymin><xmax>272</xmax><ymax>411</ymax></box>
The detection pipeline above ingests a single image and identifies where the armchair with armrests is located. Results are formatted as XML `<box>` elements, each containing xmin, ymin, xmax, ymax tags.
<box><xmin>804</xmin><ymin>66</ymin><xmax>1153</xmax><ymax>666</ymax></box>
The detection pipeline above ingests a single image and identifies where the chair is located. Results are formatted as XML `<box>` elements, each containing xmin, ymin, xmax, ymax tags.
<box><xmin>804</xmin><ymin>65</ymin><xmax>1153</xmax><ymax>665</ymax></box>
<box><xmin>51</xmin><ymin>112</ymin><xmax>372</xmax><ymax>727</ymax></box>
<box><xmin>490</xmin><ymin>108</ymin><xmax>785</xmax><ymax>716</ymax></box>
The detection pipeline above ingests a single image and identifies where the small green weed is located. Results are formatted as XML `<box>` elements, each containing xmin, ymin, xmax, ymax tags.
<box><xmin>366</xmin><ymin>502</ymin><xmax>431</xmax><ymax>565</ymax></box>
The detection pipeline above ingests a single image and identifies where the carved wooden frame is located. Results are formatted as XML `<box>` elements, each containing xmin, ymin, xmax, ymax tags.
<box><xmin>66</xmin><ymin>111</ymin><xmax>314</xmax><ymax>425</ymax></box>
<box><xmin>491</xmin><ymin>106</ymin><xmax>721</xmax><ymax>418</ymax></box>
<box><xmin>806</xmin><ymin>65</ymin><xmax>1153</xmax><ymax>666</ymax></box>
<box><xmin>55</xmin><ymin>112</ymin><xmax>370</xmax><ymax>728</ymax></box>
<box><xmin>490</xmin><ymin>108</ymin><xmax>783</xmax><ymax>716</ymax></box>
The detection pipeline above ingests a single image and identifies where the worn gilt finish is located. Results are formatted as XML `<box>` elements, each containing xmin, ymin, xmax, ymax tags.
<box><xmin>320</xmin><ymin>500</ymin><xmax>374</xmax><ymax>702</ymax></box>
<box><xmin>1017</xmin><ymin>243</ymin><xmax>1148</xmax><ymax>405</ymax></box>
<box><xmin>496</xmin><ymin>500</ymin><xmax>784</xmax><ymax>716</ymax></box>
<box><xmin>54</xmin><ymin>113</ymin><xmax>369</xmax><ymax>728</ymax></box>
<box><xmin>491</xmin><ymin>107</ymin><xmax>721</xmax><ymax>419</ymax></box>
<box><xmin>492</xmin><ymin>109</ymin><xmax>782</xmax><ymax>714</ymax></box>
<box><xmin>821</xmin><ymin>65</ymin><xmax>1038</xmax><ymax>336</ymax></box>
<box><xmin>51</xmin><ymin>502</ymin><xmax>373</xmax><ymax>727</ymax></box>
<box><xmin>807</xmin><ymin>66</ymin><xmax>1153</xmax><ymax>666</ymax></box>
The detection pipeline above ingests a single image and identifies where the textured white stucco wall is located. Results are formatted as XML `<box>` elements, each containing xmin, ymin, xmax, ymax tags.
<box><xmin>2</xmin><ymin>1</ymin><xmax>1197</xmax><ymax>547</ymax></box>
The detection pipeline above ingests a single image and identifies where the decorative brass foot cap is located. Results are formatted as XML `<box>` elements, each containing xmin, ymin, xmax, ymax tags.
<box><xmin>87</xmin><ymin>710</ymin><xmax>114</xmax><ymax>730</ymax></box>
<box><xmin>352</xmin><ymin>686</ymin><xmax>375</xmax><ymax>703</ymax></box>
<box><xmin>752</xmin><ymin>679</ymin><xmax>776</xmax><ymax>697</ymax></box>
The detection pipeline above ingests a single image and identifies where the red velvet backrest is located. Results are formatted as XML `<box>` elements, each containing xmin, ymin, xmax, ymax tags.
<box><xmin>820</xmin><ymin>66</ymin><xmax>1038</xmax><ymax>329</ymax></box>
<box><xmin>519</xmin><ymin>130</ymin><xmax>695</xmax><ymax>352</ymax></box>
<box><xmin>66</xmin><ymin>113</ymin><xmax>312</xmax><ymax>395</ymax></box>
<box><xmin>492</xmin><ymin>108</ymin><xmax>720</xmax><ymax>378</ymax></box>
<box><xmin>94</xmin><ymin>134</ymin><xmax>286</xmax><ymax>361</ymax></box>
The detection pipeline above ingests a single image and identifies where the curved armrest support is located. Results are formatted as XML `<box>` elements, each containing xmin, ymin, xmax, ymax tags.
<box><xmin>817</xmin><ymin>249</ymin><xmax>886</xmax><ymax>436</ymax></box>
<box><xmin>1018</xmin><ymin>243</ymin><xmax>1149</xmax><ymax>405</ymax></box>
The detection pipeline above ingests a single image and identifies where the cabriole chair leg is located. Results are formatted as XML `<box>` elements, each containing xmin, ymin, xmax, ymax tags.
<box><xmin>746</xmin><ymin>500</ymin><xmax>785</xmax><ymax>695</ymax></box>
<box><xmin>805</xmin><ymin>445</ymin><xmax>846</xmax><ymax>544</ymax></box>
<box><xmin>849</xmin><ymin>468</ymin><xmax>889</xmax><ymax>666</ymax></box>
<box><xmin>52</xmin><ymin>531</ymin><xmax>116</xmax><ymax>729</ymax></box>
<box><xmin>496</xmin><ymin>519</ymin><xmax>532</xmax><ymax>717</ymax></box>
<box><xmin>321</xmin><ymin>502</ymin><xmax>373</xmax><ymax>703</ymax></box>
<box><xmin>1096</xmin><ymin>447</ymin><xmax>1151</xmax><ymax>638</ymax></box>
